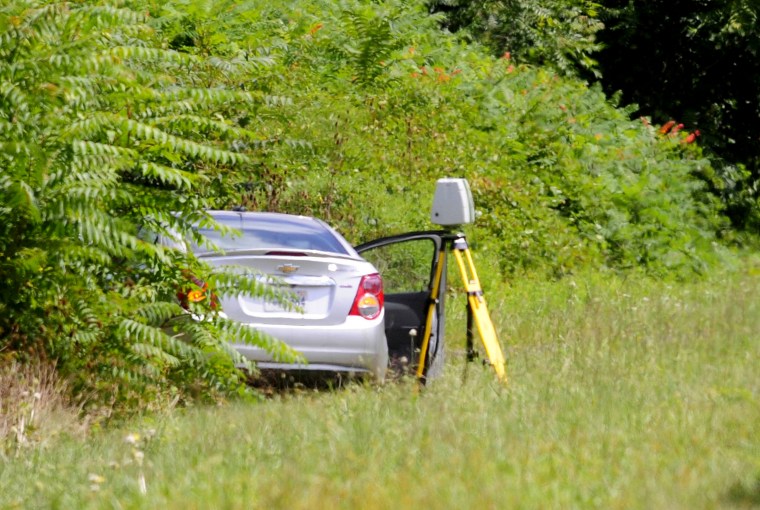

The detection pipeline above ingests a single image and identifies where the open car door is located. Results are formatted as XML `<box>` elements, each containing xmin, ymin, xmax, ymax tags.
<box><xmin>356</xmin><ymin>232</ymin><xmax>447</xmax><ymax>380</ymax></box>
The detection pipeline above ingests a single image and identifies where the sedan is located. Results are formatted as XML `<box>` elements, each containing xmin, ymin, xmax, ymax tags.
<box><xmin>186</xmin><ymin>211</ymin><xmax>389</xmax><ymax>381</ymax></box>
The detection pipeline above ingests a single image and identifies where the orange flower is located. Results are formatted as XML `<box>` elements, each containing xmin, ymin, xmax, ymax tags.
<box><xmin>186</xmin><ymin>289</ymin><xmax>206</xmax><ymax>303</ymax></box>
<box><xmin>502</xmin><ymin>51</ymin><xmax>511</xmax><ymax>60</ymax></box>
<box><xmin>659</xmin><ymin>120</ymin><xmax>676</xmax><ymax>134</ymax></box>
<box><xmin>309</xmin><ymin>23</ymin><xmax>323</xmax><ymax>35</ymax></box>
<box><xmin>683</xmin><ymin>130</ymin><xmax>700</xmax><ymax>144</ymax></box>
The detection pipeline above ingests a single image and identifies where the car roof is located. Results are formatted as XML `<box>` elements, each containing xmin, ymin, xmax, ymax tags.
<box><xmin>209</xmin><ymin>210</ymin><xmax>321</xmax><ymax>224</ymax></box>
<box><xmin>206</xmin><ymin>211</ymin><xmax>333</xmax><ymax>233</ymax></box>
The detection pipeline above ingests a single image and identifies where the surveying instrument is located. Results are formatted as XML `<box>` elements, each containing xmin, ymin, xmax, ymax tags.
<box><xmin>423</xmin><ymin>178</ymin><xmax>507</xmax><ymax>383</ymax></box>
<box><xmin>357</xmin><ymin>178</ymin><xmax>507</xmax><ymax>384</ymax></box>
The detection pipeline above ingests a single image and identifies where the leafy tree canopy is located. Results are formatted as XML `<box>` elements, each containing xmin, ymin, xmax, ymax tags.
<box><xmin>593</xmin><ymin>0</ymin><xmax>760</xmax><ymax>233</ymax></box>
<box><xmin>428</xmin><ymin>0</ymin><xmax>760</xmax><ymax>235</ymax></box>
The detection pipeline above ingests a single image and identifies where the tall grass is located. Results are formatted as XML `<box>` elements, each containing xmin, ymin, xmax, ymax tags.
<box><xmin>0</xmin><ymin>362</ymin><xmax>83</xmax><ymax>457</ymax></box>
<box><xmin>1</xmin><ymin>269</ymin><xmax>758</xmax><ymax>509</ymax></box>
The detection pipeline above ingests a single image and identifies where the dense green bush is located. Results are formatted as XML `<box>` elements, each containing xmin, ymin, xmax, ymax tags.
<box><xmin>0</xmin><ymin>1</ymin><xmax>294</xmax><ymax>412</ymax></box>
<box><xmin>429</xmin><ymin>0</ymin><xmax>604</xmax><ymax>77</ymax></box>
<box><xmin>593</xmin><ymin>1</ymin><xmax>760</xmax><ymax>234</ymax></box>
<box><xmin>149</xmin><ymin>0</ymin><xmax>729</xmax><ymax>277</ymax></box>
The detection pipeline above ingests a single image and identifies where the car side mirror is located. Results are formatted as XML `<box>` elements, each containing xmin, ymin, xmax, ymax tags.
<box><xmin>430</xmin><ymin>178</ymin><xmax>475</xmax><ymax>227</ymax></box>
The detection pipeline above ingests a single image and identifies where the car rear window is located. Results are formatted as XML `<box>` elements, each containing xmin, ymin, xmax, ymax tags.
<box><xmin>195</xmin><ymin>215</ymin><xmax>350</xmax><ymax>255</ymax></box>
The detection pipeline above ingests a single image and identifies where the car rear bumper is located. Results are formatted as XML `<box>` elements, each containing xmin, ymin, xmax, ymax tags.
<box><xmin>231</xmin><ymin>315</ymin><xmax>388</xmax><ymax>381</ymax></box>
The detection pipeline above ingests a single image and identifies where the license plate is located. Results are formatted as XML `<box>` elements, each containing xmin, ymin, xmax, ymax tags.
<box><xmin>264</xmin><ymin>289</ymin><xmax>307</xmax><ymax>312</ymax></box>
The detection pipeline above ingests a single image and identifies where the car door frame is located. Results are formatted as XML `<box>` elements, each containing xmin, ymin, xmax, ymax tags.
<box><xmin>355</xmin><ymin>230</ymin><xmax>449</xmax><ymax>380</ymax></box>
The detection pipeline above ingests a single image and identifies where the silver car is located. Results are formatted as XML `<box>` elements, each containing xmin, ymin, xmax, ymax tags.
<box><xmin>190</xmin><ymin>211</ymin><xmax>389</xmax><ymax>381</ymax></box>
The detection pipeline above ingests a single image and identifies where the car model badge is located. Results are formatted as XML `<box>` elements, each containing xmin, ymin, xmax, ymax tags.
<box><xmin>277</xmin><ymin>264</ymin><xmax>300</xmax><ymax>274</ymax></box>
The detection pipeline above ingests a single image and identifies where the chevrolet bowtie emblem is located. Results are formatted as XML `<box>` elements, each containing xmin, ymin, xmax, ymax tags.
<box><xmin>277</xmin><ymin>264</ymin><xmax>300</xmax><ymax>274</ymax></box>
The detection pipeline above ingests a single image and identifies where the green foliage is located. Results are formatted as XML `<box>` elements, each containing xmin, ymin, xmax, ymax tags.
<box><xmin>429</xmin><ymin>0</ymin><xmax>604</xmax><ymax>77</ymax></box>
<box><xmin>163</xmin><ymin>0</ymin><xmax>728</xmax><ymax>277</ymax></box>
<box><xmin>0</xmin><ymin>1</ymin><xmax>295</xmax><ymax>413</ymax></box>
<box><xmin>593</xmin><ymin>0</ymin><xmax>760</xmax><ymax>233</ymax></box>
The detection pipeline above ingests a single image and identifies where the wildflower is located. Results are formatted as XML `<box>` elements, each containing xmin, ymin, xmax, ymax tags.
<box><xmin>671</xmin><ymin>123</ymin><xmax>684</xmax><ymax>135</ymax></box>
<box><xmin>88</xmin><ymin>474</ymin><xmax>106</xmax><ymax>484</ymax></box>
<box><xmin>309</xmin><ymin>23</ymin><xmax>323</xmax><ymax>35</ymax></box>
<box><xmin>125</xmin><ymin>433</ymin><xmax>140</xmax><ymax>445</ymax></box>
<box><xmin>659</xmin><ymin>120</ymin><xmax>676</xmax><ymax>134</ymax></box>
<box><xmin>408</xmin><ymin>46</ymin><xmax>415</xmax><ymax>55</ymax></box>
<box><xmin>88</xmin><ymin>473</ymin><xmax>105</xmax><ymax>492</ymax></box>
<box><xmin>683</xmin><ymin>130</ymin><xmax>700</xmax><ymax>144</ymax></box>
<box><xmin>506</xmin><ymin>65</ymin><xmax>514</xmax><ymax>73</ymax></box>
<box><xmin>502</xmin><ymin>51</ymin><xmax>511</xmax><ymax>60</ymax></box>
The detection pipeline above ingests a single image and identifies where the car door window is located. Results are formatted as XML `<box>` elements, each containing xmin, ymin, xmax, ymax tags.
<box><xmin>360</xmin><ymin>238</ymin><xmax>437</xmax><ymax>294</ymax></box>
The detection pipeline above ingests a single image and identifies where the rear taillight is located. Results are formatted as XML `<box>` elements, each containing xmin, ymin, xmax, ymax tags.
<box><xmin>349</xmin><ymin>273</ymin><xmax>384</xmax><ymax>320</ymax></box>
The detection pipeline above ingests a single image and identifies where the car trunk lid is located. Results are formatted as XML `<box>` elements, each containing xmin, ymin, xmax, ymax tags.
<box><xmin>200</xmin><ymin>252</ymin><xmax>365</xmax><ymax>326</ymax></box>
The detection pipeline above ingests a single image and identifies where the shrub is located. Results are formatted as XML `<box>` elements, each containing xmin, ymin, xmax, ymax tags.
<box><xmin>0</xmin><ymin>1</ymin><xmax>293</xmax><ymax>413</ymax></box>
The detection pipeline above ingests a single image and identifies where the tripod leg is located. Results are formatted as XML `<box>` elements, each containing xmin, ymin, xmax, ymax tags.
<box><xmin>466</xmin><ymin>300</ymin><xmax>476</xmax><ymax>361</ymax></box>
<box><xmin>415</xmin><ymin>245</ymin><xmax>447</xmax><ymax>382</ymax></box>
<box><xmin>451</xmin><ymin>240</ymin><xmax>507</xmax><ymax>383</ymax></box>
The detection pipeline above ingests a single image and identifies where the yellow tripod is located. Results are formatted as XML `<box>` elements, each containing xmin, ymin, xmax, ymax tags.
<box><xmin>416</xmin><ymin>233</ymin><xmax>507</xmax><ymax>384</ymax></box>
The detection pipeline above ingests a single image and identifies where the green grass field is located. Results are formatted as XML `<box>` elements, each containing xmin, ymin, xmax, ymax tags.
<box><xmin>2</xmin><ymin>268</ymin><xmax>759</xmax><ymax>509</ymax></box>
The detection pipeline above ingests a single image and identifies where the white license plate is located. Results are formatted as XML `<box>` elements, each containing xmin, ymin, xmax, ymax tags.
<box><xmin>264</xmin><ymin>289</ymin><xmax>307</xmax><ymax>312</ymax></box>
